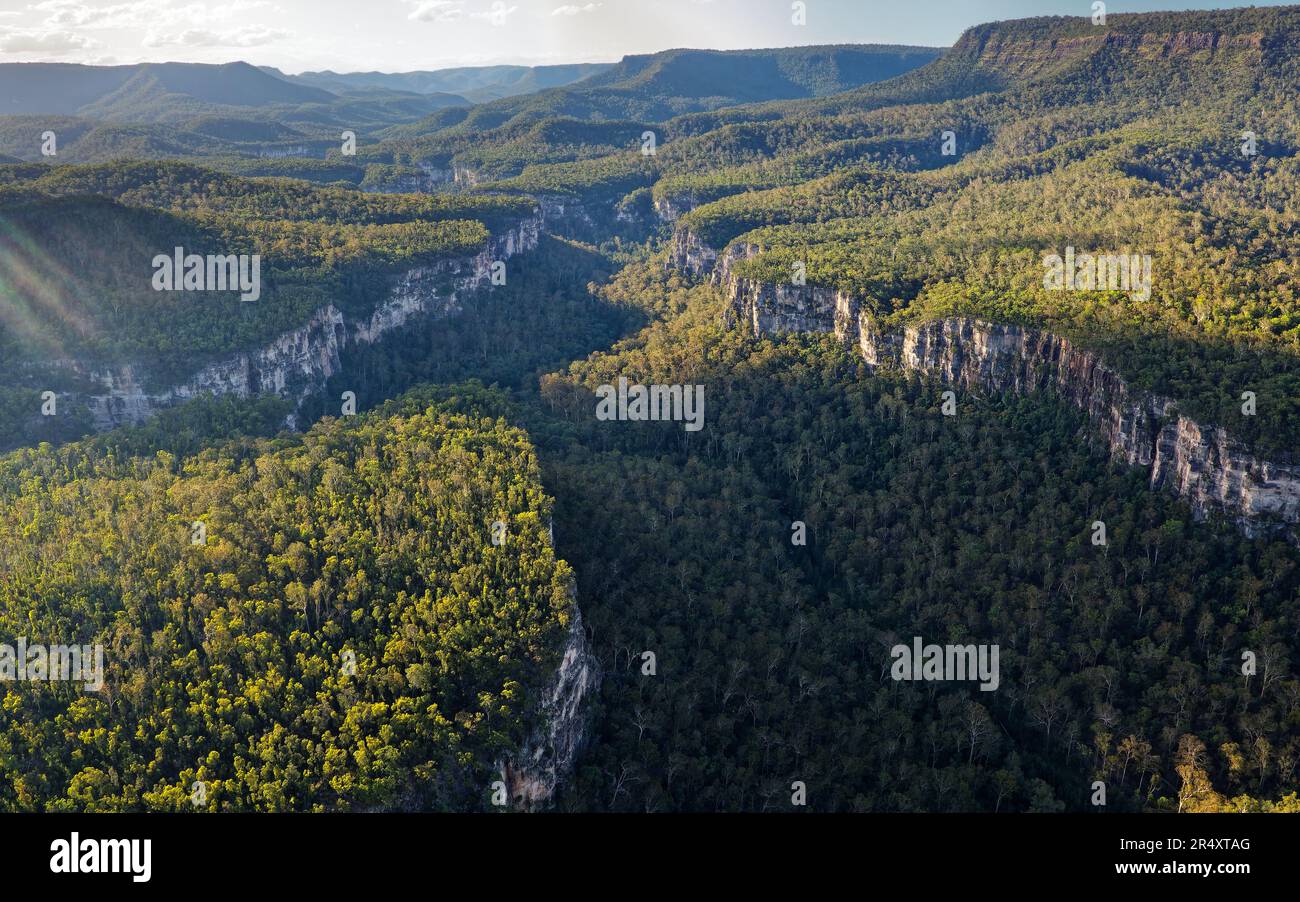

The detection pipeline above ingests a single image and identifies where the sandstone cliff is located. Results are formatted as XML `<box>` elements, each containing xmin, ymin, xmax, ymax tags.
<box><xmin>694</xmin><ymin>227</ymin><xmax>1300</xmax><ymax>538</ymax></box>
<box><xmin>498</xmin><ymin>598</ymin><xmax>600</xmax><ymax>810</ymax></box>
<box><xmin>77</xmin><ymin>213</ymin><xmax>542</xmax><ymax>429</ymax></box>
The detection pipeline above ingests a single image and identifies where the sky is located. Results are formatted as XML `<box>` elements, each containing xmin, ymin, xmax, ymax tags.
<box><xmin>0</xmin><ymin>0</ymin><xmax>1294</xmax><ymax>72</ymax></box>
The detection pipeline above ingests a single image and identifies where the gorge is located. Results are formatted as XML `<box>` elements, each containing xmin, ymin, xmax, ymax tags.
<box><xmin>77</xmin><ymin>212</ymin><xmax>543</xmax><ymax>430</ymax></box>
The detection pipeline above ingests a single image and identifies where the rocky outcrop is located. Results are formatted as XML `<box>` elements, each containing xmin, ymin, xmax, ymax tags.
<box><xmin>653</xmin><ymin>189</ymin><xmax>699</xmax><ymax>223</ymax></box>
<box><xmin>498</xmin><ymin>600</ymin><xmax>600</xmax><ymax>810</ymax></box>
<box><xmin>83</xmin><ymin>305</ymin><xmax>349</xmax><ymax>428</ymax></box>
<box><xmin>453</xmin><ymin>164</ymin><xmax>480</xmax><ymax>188</ymax></box>
<box><xmin>891</xmin><ymin>318</ymin><xmax>1300</xmax><ymax>535</ymax></box>
<box><xmin>536</xmin><ymin>194</ymin><xmax>597</xmax><ymax>230</ymax></box>
<box><xmin>668</xmin><ymin>226</ymin><xmax>718</xmax><ymax>276</ymax></box>
<box><xmin>957</xmin><ymin>24</ymin><xmax>1266</xmax><ymax>83</ymax></box>
<box><xmin>968</xmin><ymin>29</ymin><xmax>1264</xmax><ymax>70</ymax></box>
<box><xmin>709</xmin><ymin>234</ymin><xmax>1300</xmax><ymax>538</ymax></box>
<box><xmin>418</xmin><ymin>162</ymin><xmax>456</xmax><ymax>188</ymax></box>
<box><xmin>78</xmin><ymin>214</ymin><xmax>542</xmax><ymax>429</ymax></box>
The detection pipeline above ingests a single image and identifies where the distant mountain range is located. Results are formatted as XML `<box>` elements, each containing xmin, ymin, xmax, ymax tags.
<box><xmin>449</xmin><ymin>44</ymin><xmax>946</xmax><ymax>124</ymax></box>
<box><xmin>0</xmin><ymin>45</ymin><xmax>944</xmax><ymax>127</ymax></box>
<box><xmin>0</xmin><ymin>61</ymin><xmax>334</xmax><ymax>121</ymax></box>
<box><xmin>278</xmin><ymin>46</ymin><xmax>946</xmax><ymax>111</ymax></box>
<box><xmin>0</xmin><ymin>59</ymin><xmax>615</xmax><ymax>124</ymax></box>
<box><xmin>276</xmin><ymin>63</ymin><xmax>612</xmax><ymax>103</ymax></box>
<box><xmin>0</xmin><ymin>45</ymin><xmax>943</xmax><ymax>164</ymax></box>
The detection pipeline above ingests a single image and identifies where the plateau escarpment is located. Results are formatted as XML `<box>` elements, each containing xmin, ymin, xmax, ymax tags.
<box><xmin>692</xmin><ymin>230</ymin><xmax>1300</xmax><ymax>538</ymax></box>
<box><xmin>964</xmin><ymin>28</ymin><xmax>1265</xmax><ymax>76</ymax></box>
<box><xmin>78</xmin><ymin>213</ymin><xmax>541</xmax><ymax>429</ymax></box>
<box><xmin>536</xmin><ymin>194</ymin><xmax>597</xmax><ymax>232</ymax></box>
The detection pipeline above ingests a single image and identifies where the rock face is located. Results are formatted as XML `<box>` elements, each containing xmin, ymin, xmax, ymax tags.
<box><xmin>955</xmin><ymin>23</ymin><xmax>1266</xmax><ymax>84</ymax></box>
<box><xmin>373</xmin><ymin>162</ymin><xmax>475</xmax><ymax>192</ymax></box>
<box><xmin>891</xmin><ymin>318</ymin><xmax>1300</xmax><ymax>536</ymax></box>
<box><xmin>668</xmin><ymin>226</ymin><xmax>719</xmax><ymax>275</ymax></box>
<box><xmin>653</xmin><ymin>190</ymin><xmax>699</xmax><ymax>223</ymax></box>
<box><xmin>701</xmin><ymin>229</ymin><xmax>1300</xmax><ymax>538</ymax></box>
<box><xmin>498</xmin><ymin>599</ymin><xmax>600</xmax><ymax>810</ymax></box>
<box><xmin>453</xmin><ymin>164</ymin><xmax>481</xmax><ymax>188</ymax></box>
<box><xmin>536</xmin><ymin>194</ymin><xmax>598</xmax><ymax>234</ymax></box>
<box><xmin>78</xmin><ymin>214</ymin><xmax>542</xmax><ymax>429</ymax></box>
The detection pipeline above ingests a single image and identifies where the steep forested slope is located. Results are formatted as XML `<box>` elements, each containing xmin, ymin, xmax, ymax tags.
<box><xmin>623</xmin><ymin>7</ymin><xmax>1300</xmax><ymax>457</ymax></box>
<box><xmin>535</xmin><ymin>264</ymin><xmax>1300</xmax><ymax>813</ymax></box>
<box><xmin>0</xmin><ymin>160</ymin><xmax>533</xmax><ymax>376</ymax></box>
<box><xmin>0</xmin><ymin>392</ymin><xmax>575</xmax><ymax>811</ymax></box>
<box><xmin>0</xmin><ymin>159</ymin><xmax>546</xmax><ymax>456</ymax></box>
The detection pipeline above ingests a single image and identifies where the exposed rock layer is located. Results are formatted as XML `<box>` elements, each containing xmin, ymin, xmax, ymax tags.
<box><xmin>77</xmin><ymin>214</ymin><xmax>542</xmax><ymax>429</ymax></box>
<box><xmin>498</xmin><ymin>600</ymin><xmax>600</xmax><ymax>810</ymax></box>
<box><xmin>37</xmin><ymin>208</ymin><xmax>594</xmax><ymax>809</ymax></box>
<box><xmin>702</xmin><ymin>230</ymin><xmax>1300</xmax><ymax>538</ymax></box>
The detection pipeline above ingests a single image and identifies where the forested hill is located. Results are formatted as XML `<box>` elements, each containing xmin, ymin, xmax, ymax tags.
<box><xmin>278</xmin><ymin>63</ymin><xmax>611</xmax><ymax>103</ymax></box>
<box><xmin>575</xmin><ymin>45</ymin><xmax>945</xmax><ymax>103</ymax></box>
<box><xmin>0</xmin><ymin>62</ymin><xmax>334</xmax><ymax>121</ymax></box>
<box><xmin>0</xmin><ymin>158</ymin><xmax>537</xmax><ymax>437</ymax></box>
<box><xmin>773</xmin><ymin>5</ymin><xmax>1299</xmax><ymax>117</ymax></box>
<box><xmin>0</xmin><ymin>391</ymin><xmax>577</xmax><ymax>811</ymax></box>
<box><xmin>460</xmin><ymin>43</ymin><xmax>944</xmax><ymax>124</ymax></box>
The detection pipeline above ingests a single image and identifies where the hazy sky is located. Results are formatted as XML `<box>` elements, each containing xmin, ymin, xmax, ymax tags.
<box><xmin>0</xmin><ymin>0</ymin><xmax>1293</xmax><ymax>72</ymax></box>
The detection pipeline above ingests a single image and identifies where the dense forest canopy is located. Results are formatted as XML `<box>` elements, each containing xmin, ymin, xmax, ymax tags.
<box><xmin>1</xmin><ymin>5</ymin><xmax>1299</xmax><ymax>814</ymax></box>
<box><xmin>0</xmin><ymin>392</ymin><xmax>574</xmax><ymax>810</ymax></box>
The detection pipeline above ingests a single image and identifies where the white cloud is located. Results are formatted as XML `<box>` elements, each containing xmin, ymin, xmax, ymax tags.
<box><xmin>405</xmin><ymin>0</ymin><xmax>461</xmax><ymax>22</ymax></box>
<box><xmin>471</xmin><ymin>2</ymin><xmax>516</xmax><ymax>25</ymax></box>
<box><xmin>4</xmin><ymin>1</ymin><xmax>285</xmax><ymax>58</ymax></box>
<box><xmin>28</xmin><ymin>1</ymin><xmax>274</xmax><ymax>31</ymax></box>
<box><xmin>551</xmin><ymin>3</ymin><xmax>600</xmax><ymax>15</ymax></box>
<box><xmin>32</xmin><ymin>1</ymin><xmax>162</xmax><ymax>28</ymax></box>
<box><xmin>0</xmin><ymin>26</ymin><xmax>98</xmax><ymax>53</ymax></box>
<box><xmin>168</xmin><ymin>1</ymin><xmax>275</xmax><ymax>26</ymax></box>
<box><xmin>143</xmin><ymin>24</ymin><xmax>287</xmax><ymax>47</ymax></box>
